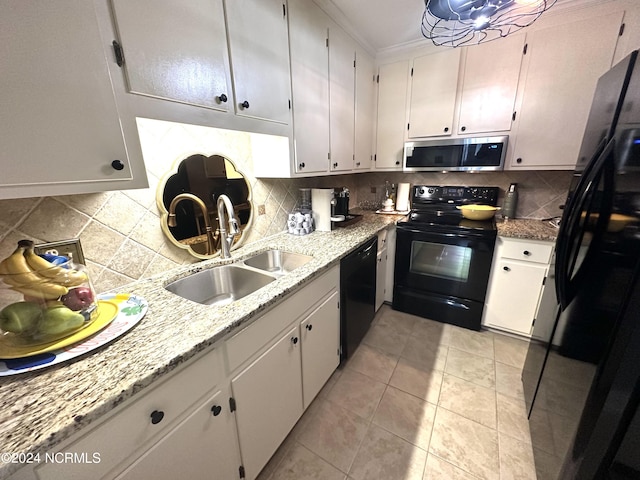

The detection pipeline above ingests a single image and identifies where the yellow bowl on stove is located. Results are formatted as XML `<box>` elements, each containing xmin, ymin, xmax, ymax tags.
<box><xmin>456</xmin><ymin>204</ymin><xmax>501</xmax><ymax>221</ymax></box>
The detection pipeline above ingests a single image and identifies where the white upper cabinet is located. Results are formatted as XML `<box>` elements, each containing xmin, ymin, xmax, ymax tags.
<box><xmin>354</xmin><ymin>44</ymin><xmax>376</xmax><ymax>171</ymax></box>
<box><xmin>408</xmin><ymin>49</ymin><xmax>461</xmax><ymax>138</ymax></box>
<box><xmin>328</xmin><ymin>22</ymin><xmax>356</xmax><ymax>172</ymax></box>
<box><xmin>225</xmin><ymin>0</ymin><xmax>292</xmax><ymax>124</ymax></box>
<box><xmin>457</xmin><ymin>34</ymin><xmax>524</xmax><ymax>135</ymax></box>
<box><xmin>375</xmin><ymin>60</ymin><xmax>410</xmax><ymax>170</ymax></box>
<box><xmin>110</xmin><ymin>0</ymin><xmax>231</xmax><ymax>111</ymax></box>
<box><xmin>509</xmin><ymin>12</ymin><xmax>623</xmax><ymax>169</ymax></box>
<box><xmin>407</xmin><ymin>36</ymin><xmax>523</xmax><ymax>139</ymax></box>
<box><xmin>0</xmin><ymin>0</ymin><xmax>147</xmax><ymax>200</ymax></box>
<box><xmin>111</xmin><ymin>0</ymin><xmax>292</xmax><ymax>125</ymax></box>
<box><xmin>287</xmin><ymin>0</ymin><xmax>331</xmax><ymax>175</ymax></box>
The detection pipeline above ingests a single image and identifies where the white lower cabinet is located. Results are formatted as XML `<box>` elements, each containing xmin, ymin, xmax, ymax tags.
<box><xmin>224</xmin><ymin>265</ymin><xmax>340</xmax><ymax>480</ymax></box>
<box><xmin>231</xmin><ymin>325</ymin><xmax>303</xmax><ymax>480</ymax></box>
<box><xmin>301</xmin><ymin>291</ymin><xmax>340</xmax><ymax>409</ymax></box>
<box><xmin>22</xmin><ymin>347</ymin><xmax>231</xmax><ymax>480</ymax></box>
<box><xmin>114</xmin><ymin>387</ymin><xmax>239</xmax><ymax>480</ymax></box>
<box><xmin>12</xmin><ymin>266</ymin><xmax>340</xmax><ymax>480</ymax></box>
<box><xmin>483</xmin><ymin>237</ymin><xmax>554</xmax><ymax>336</ymax></box>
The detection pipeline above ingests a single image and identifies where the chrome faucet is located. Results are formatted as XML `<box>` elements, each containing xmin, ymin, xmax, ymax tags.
<box><xmin>217</xmin><ymin>194</ymin><xmax>239</xmax><ymax>259</ymax></box>
<box><xmin>167</xmin><ymin>193</ymin><xmax>216</xmax><ymax>256</ymax></box>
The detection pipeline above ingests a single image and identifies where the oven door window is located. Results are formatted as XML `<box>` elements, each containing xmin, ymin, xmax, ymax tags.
<box><xmin>410</xmin><ymin>241</ymin><xmax>472</xmax><ymax>282</ymax></box>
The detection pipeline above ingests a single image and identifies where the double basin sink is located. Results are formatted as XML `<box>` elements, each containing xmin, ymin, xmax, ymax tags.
<box><xmin>165</xmin><ymin>250</ymin><xmax>313</xmax><ymax>306</ymax></box>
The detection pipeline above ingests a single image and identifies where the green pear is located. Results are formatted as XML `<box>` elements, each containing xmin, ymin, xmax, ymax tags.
<box><xmin>38</xmin><ymin>305</ymin><xmax>85</xmax><ymax>336</ymax></box>
<box><xmin>0</xmin><ymin>301</ymin><xmax>43</xmax><ymax>334</ymax></box>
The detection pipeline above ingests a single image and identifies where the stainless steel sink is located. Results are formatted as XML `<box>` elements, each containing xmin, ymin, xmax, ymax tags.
<box><xmin>165</xmin><ymin>265</ymin><xmax>276</xmax><ymax>306</ymax></box>
<box><xmin>243</xmin><ymin>250</ymin><xmax>313</xmax><ymax>276</ymax></box>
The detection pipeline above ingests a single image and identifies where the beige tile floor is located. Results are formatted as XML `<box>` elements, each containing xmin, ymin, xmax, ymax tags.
<box><xmin>256</xmin><ymin>305</ymin><xmax>538</xmax><ymax>480</ymax></box>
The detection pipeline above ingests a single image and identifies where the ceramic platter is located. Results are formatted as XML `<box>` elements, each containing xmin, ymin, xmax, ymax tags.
<box><xmin>0</xmin><ymin>293</ymin><xmax>147</xmax><ymax>376</ymax></box>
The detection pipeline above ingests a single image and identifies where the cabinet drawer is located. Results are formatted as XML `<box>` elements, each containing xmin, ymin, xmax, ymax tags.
<box><xmin>35</xmin><ymin>346</ymin><xmax>224</xmax><ymax>480</ymax></box>
<box><xmin>499</xmin><ymin>238</ymin><xmax>553</xmax><ymax>264</ymax></box>
<box><xmin>225</xmin><ymin>265</ymin><xmax>339</xmax><ymax>373</ymax></box>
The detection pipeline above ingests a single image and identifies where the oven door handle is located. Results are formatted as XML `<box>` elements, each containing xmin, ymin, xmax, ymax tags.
<box><xmin>396</xmin><ymin>223</ymin><xmax>493</xmax><ymax>240</ymax></box>
<box><xmin>445</xmin><ymin>299</ymin><xmax>470</xmax><ymax>310</ymax></box>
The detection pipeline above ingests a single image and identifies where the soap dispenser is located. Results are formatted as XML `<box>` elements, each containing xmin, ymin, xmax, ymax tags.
<box><xmin>503</xmin><ymin>183</ymin><xmax>518</xmax><ymax>219</ymax></box>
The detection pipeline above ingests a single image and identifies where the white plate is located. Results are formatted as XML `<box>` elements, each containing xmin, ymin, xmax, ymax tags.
<box><xmin>0</xmin><ymin>293</ymin><xmax>148</xmax><ymax>376</ymax></box>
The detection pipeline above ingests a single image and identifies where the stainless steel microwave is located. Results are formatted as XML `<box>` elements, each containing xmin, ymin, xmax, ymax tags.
<box><xmin>404</xmin><ymin>136</ymin><xmax>508</xmax><ymax>172</ymax></box>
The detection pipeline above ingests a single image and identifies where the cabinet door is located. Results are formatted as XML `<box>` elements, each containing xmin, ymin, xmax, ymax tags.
<box><xmin>301</xmin><ymin>291</ymin><xmax>340</xmax><ymax>409</ymax></box>
<box><xmin>375</xmin><ymin>248</ymin><xmax>387</xmax><ymax>311</ymax></box>
<box><xmin>354</xmin><ymin>45</ymin><xmax>376</xmax><ymax>171</ymax></box>
<box><xmin>375</xmin><ymin>61</ymin><xmax>409</xmax><ymax>169</ymax></box>
<box><xmin>110</xmin><ymin>0</ymin><xmax>231</xmax><ymax>111</ymax></box>
<box><xmin>484</xmin><ymin>260</ymin><xmax>547</xmax><ymax>336</ymax></box>
<box><xmin>288</xmin><ymin>0</ymin><xmax>330</xmax><ymax>174</ymax></box>
<box><xmin>458</xmin><ymin>34</ymin><xmax>524</xmax><ymax>134</ymax></box>
<box><xmin>384</xmin><ymin>226</ymin><xmax>396</xmax><ymax>303</ymax></box>
<box><xmin>510</xmin><ymin>12</ymin><xmax>622</xmax><ymax>169</ymax></box>
<box><xmin>225</xmin><ymin>0</ymin><xmax>292</xmax><ymax>124</ymax></box>
<box><xmin>408</xmin><ymin>49</ymin><xmax>461</xmax><ymax>138</ymax></box>
<box><xmin>329</xmin><ymin>23</ymin><xmax>356</xmax><ymax>172</ymax></box>
<box><xmin>231</xmin><ymin>325</ymin><xmax>303</xmax><ymax>480</ymax></box>
<box><xmin>0</xmin><ymin>0</ymin><xmax>136</xmax><ymax>191</ymax></box>
<box><xmin>115</xmin><ymin>388</ymin><xmax>239</xmax><ymax>480</ymax></box>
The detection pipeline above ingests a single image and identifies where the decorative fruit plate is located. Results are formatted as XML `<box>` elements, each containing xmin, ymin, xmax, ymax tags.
<box><xmin>0</xmin><ymin>293</ymin><xmax>147</xmax><ymax>376</ymax></box>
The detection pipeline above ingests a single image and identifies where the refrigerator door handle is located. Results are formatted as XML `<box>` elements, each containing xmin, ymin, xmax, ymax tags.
<box><xmin>555</xmin><ymin>138</ymin><xmax>616</xmax><ymax>309</ymax></box>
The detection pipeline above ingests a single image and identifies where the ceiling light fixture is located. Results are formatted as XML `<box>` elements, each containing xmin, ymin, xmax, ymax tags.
<box><xmin>422</xmin><ymin>0</ymin><xmax>557</xmax><ymax>47</ymax></box>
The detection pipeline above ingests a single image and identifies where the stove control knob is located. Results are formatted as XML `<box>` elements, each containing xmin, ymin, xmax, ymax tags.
<box><xmin>427</xmin><ymin>188</ymin><xmax>435</xmax><ymax>194</ymax></box>
<box><xmin>419</xmin><ymin>188</ymin><xmax>426</xmax><ymax>194</ymax></box>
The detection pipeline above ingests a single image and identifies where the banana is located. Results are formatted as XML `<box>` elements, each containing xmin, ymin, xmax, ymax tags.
<box><xmin>20</xmin><ymin>240</ymin><xmax>88</xmax><ymax>287</ymax></box>
<box><xmin>0</xmin><ymin>245</ymin><xmax>46</xmax><ymax>287</ymax></box>
<box><xmin>22</xmin><ymin>242</ymin><xmax>67</xmax><ymax>279</ymax></box>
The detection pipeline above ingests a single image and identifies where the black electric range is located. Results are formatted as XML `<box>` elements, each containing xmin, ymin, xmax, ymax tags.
<box><xmin>393</xmin><ymin>185</ymin><xmax>500</xmax><ymax>330</ymax></box>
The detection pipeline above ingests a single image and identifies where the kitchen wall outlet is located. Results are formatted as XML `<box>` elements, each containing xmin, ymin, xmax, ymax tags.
<box><xmin>34</xmin><ymin>239</ymin><xmax>86</xmax><ymax>265</ymax></box>
<box><xmin>258</xmin><ymin>204</ymin><xmax>266</xmax><ymax>215</ymax></box>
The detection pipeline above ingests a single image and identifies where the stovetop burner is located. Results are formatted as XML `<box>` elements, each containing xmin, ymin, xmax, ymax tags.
<box><xmin>400</xmin><ymin>185</ymin><xmax>501</xmax><ymax>235</ymax></box>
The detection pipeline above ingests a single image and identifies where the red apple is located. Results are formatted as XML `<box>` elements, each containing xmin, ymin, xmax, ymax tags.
<box><xmin>61</xmin><ymin>287</ymin><xmax>95</xmax><ymax>311</ymax></box>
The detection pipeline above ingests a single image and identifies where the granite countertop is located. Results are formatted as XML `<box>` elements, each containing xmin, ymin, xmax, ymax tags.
<box><xmin>496</xmin><ymin>218</ymin><xmax>560</xmax><ymax>242</ymax></box>
<box><xmin>0</xmin><ymin>212</ymin><xmax>399</xmax><ymax>479</ymax></box>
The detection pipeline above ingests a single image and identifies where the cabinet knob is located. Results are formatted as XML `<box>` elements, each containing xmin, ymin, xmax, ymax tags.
<box><xmin>395</xmin><ymin>160</ymin><xmax>400</xmax><ymax>165</ymax></box>
<box><xmin>461</xmin><ymin>126</ymin><xmax>467</xmax><ymax>132</ymax></box>
<box><xmin>299</xmin><ymin>162</ymin><xmax>305</xmax><ymax>169</ymax></box>
<box><xmin>240</xmin><ymin>100</ymin><xmax>250</xmax><ymax>109</ymax></box>
<box><xmin>503</xmin><ymin>266</ymin><xmax>511</xmax><ymax>272</ymax></box>
<box><xmin>111</xmin><ymin>160</ymin><xmax>125</xmax><ymax>171</ymax></box>
<box><xmin>211</xmin><ymin>405</ymin><xmax>222</xmax><ymax>416</ymax></box>
<box><xmin>516</xmin><ymin>158</ymin><xmax>523</xmax><ymax>164</ymax></box>
<box><xmin>523</xmin><ymin>250</ymin><xmax>531</xmax><ymax>256</ymax></box>
<box><xmin>306</xmin><ymin>324</ymin><xmax>313</xmax><ymax>331</ymax></box>
<box><xmin>356</xmin><ymin>162</ymin><xmax>361</xmax><ymax>167</ymax></box>
<box><xmin>150</xmin><ymin>410</ymin><xmax>164</xmax><ymax>425</ymax></box>
<box><xmin>333</xmin><ymin>162</ymin><xmax>338</xmax><ymax>168</ymax></box>
<box><xmin>444</xmin><ymin>127</ymin><xmax>449</xmax><ymax>133</ymax></box>
<box><xmin>291</xmin><ymin>336</ymin><xmax>299</xmax><ymax>345</ymax></box>
<box><xmin>217</xmin><ymin>93</ymin><xmax>228</xmax><ymax>103</ymax></box>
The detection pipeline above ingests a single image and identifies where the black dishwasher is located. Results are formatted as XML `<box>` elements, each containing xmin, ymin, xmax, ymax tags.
<box><xmin>340</xmin><ymin>236</ymin><xmax>377</xmax><ymax>362</ymax></box>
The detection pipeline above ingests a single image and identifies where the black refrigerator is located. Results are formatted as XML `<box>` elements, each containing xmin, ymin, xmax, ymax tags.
<box><xmin>522</xmin><ymin>50</ymin><xmax>640</xmax><ymax>479</ymax></box>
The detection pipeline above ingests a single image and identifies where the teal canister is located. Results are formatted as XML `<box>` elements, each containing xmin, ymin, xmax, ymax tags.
<box><xmin>503</xmin><ymin>183</ymin><xmax>518</xmax><ymax>219</ymax></box>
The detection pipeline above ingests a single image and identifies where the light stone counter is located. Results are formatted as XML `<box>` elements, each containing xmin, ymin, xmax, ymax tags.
<box><xmin>0</xmin><ymin>212</ymin><xmax>399</xmax><ymax>479</ymax></box>
<box><xmin>496</xmin><ymin>218</ymin><xmax>559</xmax><ymax>243</ymax></box>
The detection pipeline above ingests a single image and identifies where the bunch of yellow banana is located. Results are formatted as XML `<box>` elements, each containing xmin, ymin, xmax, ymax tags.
<box><xmin>0</xmin><ymin>240</ymin><xmax>88</xmax><ymax>300</ymax></box>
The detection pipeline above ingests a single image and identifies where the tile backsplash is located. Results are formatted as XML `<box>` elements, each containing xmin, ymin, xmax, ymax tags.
<box><xmin>0</xmin><ymin>119</ymin><xmax>571</xmax><ymax>293</ymax></box>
